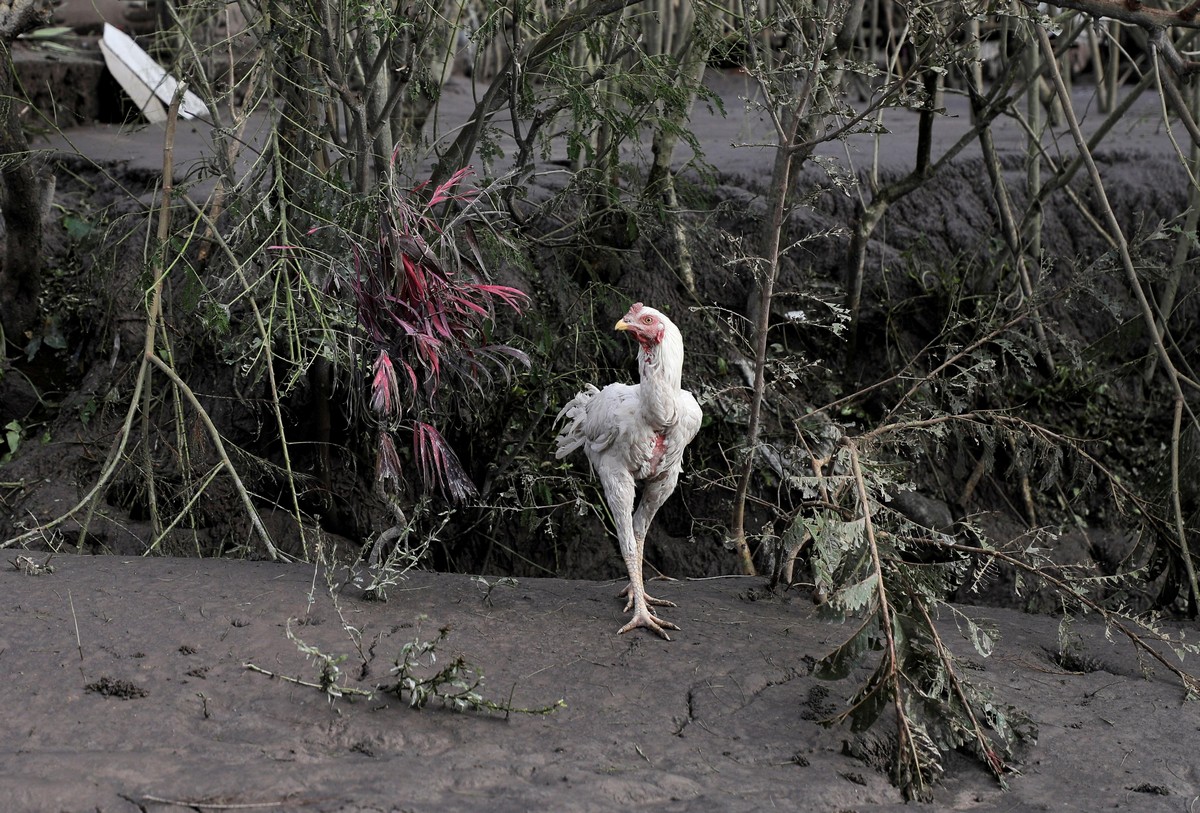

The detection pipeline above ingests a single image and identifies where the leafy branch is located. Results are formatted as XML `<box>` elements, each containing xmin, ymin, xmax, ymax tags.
<box><xmin>245</xmin><ymin>536</ymin><xmax>562</xmax><ymax>715</ymax></box>
<box><xmin>245</xmin><ymin>620</ymin><xmax>375</xmax><ymax>702</ymax></box>
<box><xmin>246</xmin><ymin>620</ymin><xmax>564</xmax><ymax>717</ymax></box>
<box><xmin>809</xmin><ymin>438</ymin><xmax>1030</xmax><ymax>800</ymax></box>
<box><xmin>376</xmin><ymin>624</ymin><xmax>565</xmax><ymax>716</ymax></box>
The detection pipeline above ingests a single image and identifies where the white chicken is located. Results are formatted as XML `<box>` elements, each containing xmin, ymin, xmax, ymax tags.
<box><xmin>555</xmin><ymin>303</ymin><xmax>703</xmax><ymax>639</ymax></box>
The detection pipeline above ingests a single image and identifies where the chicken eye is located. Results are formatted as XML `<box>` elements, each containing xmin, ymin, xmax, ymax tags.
<box><xmin>642</xmin><ymin>315</ymin><xmax>653</xmax><ymax>324</ymax></box>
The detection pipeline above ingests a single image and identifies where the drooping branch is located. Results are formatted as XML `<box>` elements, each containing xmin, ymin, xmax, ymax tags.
<box><xmin>1031</xmin><ymin>14</ymin><xmax>1200</xmax><ymax>613</ymax></box>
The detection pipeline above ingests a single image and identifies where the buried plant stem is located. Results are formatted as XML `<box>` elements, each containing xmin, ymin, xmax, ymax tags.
<box><xmin>75</xmin><ymin>89</ymin><xmax>185</xmax><ymax>551</ymax></box>
<box><xmin>67</xmin><ymin>588</ymin><xmax>82</xmax><ymax>661</ymax></box>
<box><xmin>143</xmin><ymin>463</ymin><xmax>223</xmax><ymax>555</ymax></box>
<box><xmin>1169</xmin><ymin>397</ymin><xmax>1194</xmax><ymax>617</ymax></box>
<box><xmin>78</xmin><ymin>90</ymin><xmax>185</xmax><ymax>550</ymax></box>
<box><xmin>180</xmin><ymin>194</ymin><xmax>312</xmax><ymax>560</ymax></box>
<box><xmin>0</xmin><ymin>91</ymin><xmax>185</xmax><ymax>551</ymax></box>
<box><xmin>911</xmin><ymin>598</ymin><xmax>1006</xmax><ymax>778</ymax></box>
<box><xmin>728</xmin><ymin>1</ymin><xmax>856</xmax><ymax>577</ymax></box>
<box><xmin>0</xmin><ymin>89</ymin><xmax>283</xmax><ymax>560</ymax></box>
<box><xmin>845</xmin><ymin>438</ymin><xmax>928</xmax><ymax>798</ymax></box>
<box><xmin>243</xmin><ymin>662</ymin><xmax>373</xmax><ymax>698</ymax></box>
<box><xmin>140</xmin><ymin>347</ymin><xmax>162</xmax><ymax>543</ymax></box>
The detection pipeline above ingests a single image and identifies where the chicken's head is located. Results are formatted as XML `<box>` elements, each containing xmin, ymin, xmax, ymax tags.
<box><xmin>615</xmin><ymin>303</ymin><xmax>669</xmax><ymax>350</ymax></box>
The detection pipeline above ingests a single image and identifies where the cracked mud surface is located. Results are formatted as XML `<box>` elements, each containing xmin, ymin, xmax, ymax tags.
<box><xmin>1</xmin><ymin>555</ymin><xmax>1197</xmax><ymax>811</ymax></box>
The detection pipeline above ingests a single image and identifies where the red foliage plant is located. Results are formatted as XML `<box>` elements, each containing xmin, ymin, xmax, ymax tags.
<box><xmin>347</xmin><ymin>167</ymin><xmax>530</xmax><ymax>502</ymax></box>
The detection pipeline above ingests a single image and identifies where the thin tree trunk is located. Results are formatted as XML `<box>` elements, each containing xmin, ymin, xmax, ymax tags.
<box><xmin>644</xmin><ymin>2</ymin><xmax>710</xmax><ymax>295</ymax></box>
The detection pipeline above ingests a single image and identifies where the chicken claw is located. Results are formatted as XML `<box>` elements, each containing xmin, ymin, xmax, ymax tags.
<box><xmin>618</xmin><ymin>609</ymin><xmax>680</xmax><ymax>640</ymax></box>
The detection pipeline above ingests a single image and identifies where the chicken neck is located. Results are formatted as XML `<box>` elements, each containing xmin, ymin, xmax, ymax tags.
<box><xmin>635</xmin><ymin>332</ymin><xmax>684</xmax><ymax>430</ymax></box>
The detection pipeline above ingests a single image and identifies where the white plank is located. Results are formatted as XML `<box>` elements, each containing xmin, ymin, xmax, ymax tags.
<box><xmin>101</xmin><ymin>23</ymin><xmax>209</xmax><ymax>122</ymax></box>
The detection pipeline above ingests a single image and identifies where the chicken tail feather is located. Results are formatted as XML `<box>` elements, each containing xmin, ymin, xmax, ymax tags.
<box><xmin>553</xmin><ymin>384</ymin><xmax>600</xmax><ymax>459</ymax></box>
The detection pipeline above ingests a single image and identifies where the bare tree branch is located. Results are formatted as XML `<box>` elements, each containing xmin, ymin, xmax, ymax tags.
<box><xmin>0</xmin><ymin>0</ymin><xmax>48</xmax><ymax>38</ymax></box>
<box><xmin>1052</xmin><ymin>0</ymin><xmax>1200</xmax><ymax>28</ymax></box>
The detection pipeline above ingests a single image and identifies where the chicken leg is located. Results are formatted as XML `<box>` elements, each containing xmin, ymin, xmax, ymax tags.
<box><xmin>598</xmin><ymin>461</ymin><xmax>679</xmax><ymax>639</ymax></box>
<box><xmin>618</xmin><ymin>469</ymin><xmax>682</xmax><ymax>613</ymax></box>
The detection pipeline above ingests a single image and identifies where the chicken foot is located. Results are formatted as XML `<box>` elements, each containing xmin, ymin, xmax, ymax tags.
<box><xmin>618</xmin><ymin>582</ymin><xmax>677</xmax><ymax>610</ymax></box>
<box><xmin>617</xmin><ymin>544</ymin><xmax>680</xmax><ymax>640</ymax></box>
<box><xmin>617</xmin><ymin>537</ymin><xmax>676</xmax><ymax>609</ymax></box>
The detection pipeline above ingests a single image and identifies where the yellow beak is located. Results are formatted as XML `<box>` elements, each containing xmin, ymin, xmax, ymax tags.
<box><xmin>615</xmin><ymin>318</ymin><xmax>630</xmax><ymax>331</ymax></box>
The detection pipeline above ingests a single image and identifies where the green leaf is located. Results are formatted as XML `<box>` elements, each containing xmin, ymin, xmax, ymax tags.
<box><xmin>63</xmin><ymin>215</ymin><xmax>94</xmax><ymax>240</ymax></box>
<box><xmin>831</xmin><ymin>572</ymin><xmax>879</xmax><ymax>614</ymax></box>
<box><xmin>846</xmin><ymin>663</ymin><xmax>892</xmax><ymax>732</ymax></box>
<box><xmin>4</xmin><ymin>420</ymin><xmax>20</xmax><ymax>455</ymax></box>
<box><xmin>965</xmin><ymin>618</ymin><xmax>995</xmax><ymax>658</ymax></box>
<box><xmin>24</xmin><ymin>26</ymin><xmax>73</xmax><ymax>37</ymax></box>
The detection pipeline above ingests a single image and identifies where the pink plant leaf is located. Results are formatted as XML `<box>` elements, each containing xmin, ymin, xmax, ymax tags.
<box><xmin>375</xmin><ymin>431</ymin><xmax>403</xmax><ymax>489</ymax></box>
<box><xmin>476</xmin><ymin>344</ymin><xmax>531</xmax><ymax>369</ymax></box>
<box><xmin>401</xmin><ymin>254</ymin><xmax>429</xmax><ymax>299</ymax></box>
<box><xmin>412</xmin><ymin>421</ymin><xmax>477</xmax><ymax>503</ymax></box>
<box><xmin>386</xmin><ymin>316</ymin><xmax>416</xmax><ymax>337</ymax></box>
<box><xmin>472</xmin><ymin>284</ymin><xmax>529</xmax><ymax>313</ymax></box>
<box><xmin>411</xmin><ymin>333</ymin><xmax>443</xmax><ymax>384</ymax></box>
<box><xmin>396</xmin><ymin>234</ymin><xmax>438</xmax><ymax>265</ymax></box>
<box><xmin>447</xmin><ymin>292</ymin><xmax>491</xmax><ymax>318</ymax></box>
<box><xmin>399</xmin><ymin>359</ymin><xmax>419</xmax><ymax>394</ymax></box>
<box><xmin>315</xmin><ymin>171</ymin><xmax>534</xmax><ymax>506</ymax></box>
<box><xmin>461</xmin><ymin>221</ymin><xmax>486</xmax><ymax>274</ymax></box>
<box><xmin>427</xmin><ymin>310</ymin><xmax>455</xmax><ymax>341</ymax></box>
<box><xmin>370</xmin><ymin>350</ymin><xmax>401</xmax><ymax>416</ymax></box>
<box><xmin>461</xmin><ymin>355</ymin><xmax>494</xmax><ymax>392</ymax></box>
<box><xmin>427</xmin><ymin>166</ymin><xmax>476</xmax><ymax>208</ymax></box>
